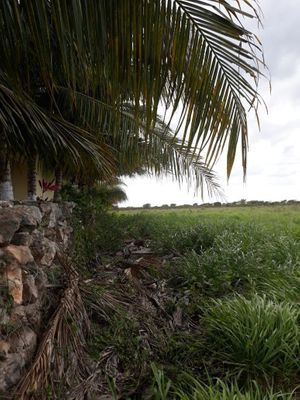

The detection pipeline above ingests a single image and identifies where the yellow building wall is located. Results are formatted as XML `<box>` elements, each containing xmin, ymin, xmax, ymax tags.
<box><xmin>11</xmin><ymin>161</ymin><xmax>54</xmax><ymax>201</ymax></box>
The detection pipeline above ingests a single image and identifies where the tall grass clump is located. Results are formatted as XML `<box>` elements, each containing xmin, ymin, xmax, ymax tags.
<box><xmin>204</xmin><ymin>295</ymin><xmax>300</xmax><ymax>384</ymax></box>
<box><xmin>149</xmin><ymin>368</ymin><xmax>297</xmax><ymax>400</ymax></box>
<box><xmin>156</xmin><ymin>223</ymin><xmax>222</xmax><ymax>255</ymax></box>
<box><xmin>175</xmin><ymin>378</ymin><xmax>297</xmax><ymax>400</ymax></box>
<box><xmin>168</xmin><ymin>223</ymin><xmax>300</xmax><ymax>301</ymax></box>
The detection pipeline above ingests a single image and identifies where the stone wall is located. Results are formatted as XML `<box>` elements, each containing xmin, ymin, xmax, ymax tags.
<box><xmin>0</xmin><ymin>201</ymin><xmax>74</xmax><ymax>393</ymax></box>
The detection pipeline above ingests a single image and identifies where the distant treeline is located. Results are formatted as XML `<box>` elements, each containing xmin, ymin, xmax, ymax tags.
<box><xmin>117</xmin><ymin>199</ymin><xmax>300</xmax><ymax>210</ymax></box>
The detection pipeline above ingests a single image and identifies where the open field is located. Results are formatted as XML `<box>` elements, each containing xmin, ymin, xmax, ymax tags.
<box><xmin>116</xmin><ymin>204</ymin><xmax>300</xmax><ymax>240</ymax></box>
<box><xmin>65</xmin><ymin>204</ymin><xmax>300</xmax><ymax>397</ymax></box>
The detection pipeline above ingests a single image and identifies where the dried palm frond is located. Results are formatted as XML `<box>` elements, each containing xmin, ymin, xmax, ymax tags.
<box><xmin>80</xmin><ymin>281</ymin><xmax>132</xmax><ymax>322</ymax></box>
<box><xmin>13</xmin><ymin>258</ymin><xmax>90</xmax><ymax>400</ymax></box>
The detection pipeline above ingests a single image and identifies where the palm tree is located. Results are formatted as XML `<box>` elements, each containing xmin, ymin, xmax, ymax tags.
<box><xmin>0</xmin><ymin>155</ymin><xmax>14</xmax><ymax>201</ymax></box>
<box><xmin>0</xmin><ymin>1</ymin><xmax>265</xmax><ymax>200</ymax></box>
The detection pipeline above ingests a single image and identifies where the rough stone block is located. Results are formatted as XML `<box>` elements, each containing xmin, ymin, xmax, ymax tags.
<box><xmin>11</xmin><ymin>232</ymin><xmax>32</xmax><ymax>247</ymax></box>
<box><xmin>0</xmin><ymin>209</ymin><xmax>21</xmax><ymax>246</ymax></box>
<box><xmin>5</xmin><ymin>264</ymin><xmax>23</xmax><ymax>305</ymax></box>
<box><xmin>0</xmin><ymin>353</ymin><xmax>25</xmax><ymax>392</ymax></box>
<box><xmin>10</xmin><ymin>326</ymin><xmax>37</xmax><ymax>356</ymax></box>
<box><xmin>22</xmin><ymin>274</ymin><xmax>38</xmax><ymax>304</ymax></box>
<box><xmin>5</xmin><ymin>245</ymin><xmax>34</xmax><ymax>265</ymax></box>
<box><xmin>30</xmin><ymin>230</ymin><xmax>57</xmax><ymax>266</ymax></box>
<box><xmin>14</xmin><ymin>206</ymin><xmax>42</xmax><ymax>231</ymax></box>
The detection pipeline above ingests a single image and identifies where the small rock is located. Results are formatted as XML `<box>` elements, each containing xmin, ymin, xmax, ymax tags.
<box><xmin>0</xmin><ymin>201</ymin><xmax>13</xmax><ymax>208</ymax></box>
<box><xmin>22</xmin><ymin>274</ymin><xmax>38</xmax><ymax>304</ymax></box>
<box><xmin>0</xmin><ymin>341</ymin><xmax>10</xmax><ymax>360</ymax></box>
<box><xmin>10</xmin><ymin>305</ymin><xmax>28</xmax><ymax>324</ymax></box>
<box><xmin>11</xmin><ymin>232</ymin><xmax>32</xmax><ymax>246</ymax></box>
<box><xmin>0</xmin><ymin>308</ymin><xmax>10</xmax><ymax>325</ymax></box>
<box><xmin>0</xmin><ymin>209</ymin><xmax>21</xmax><ymax>246</ymax></box>
<box><xmin>4</xmin><ymin>264</ymin><xmax>23</xmax><ymax>305</ymax></box>
<box><xmin>0</xmin><ymin>353</ymin><xmax>25</xmax><ymax>392</ymax></box>
<box><xmin>10</xmin><ymin>326</ymin><xmax>37</xmax><ymax>357</ymax></box>
<box><xmin>39</xmin><ymin>202</ymin><xmax>62</xmax><ymax>228</ymax></box>
<box><xmin>30</xmin><ymin>230</ymin><xmax>57</xmax><ymax>266</ymax></box>
<box><xmin>24</xmin><ymin>303</ymin><xmax>41</xmax><ymax>330</ymax></box>
<box><xmin>56</xmin><ymin>225</ymin><xmax>72</xmax><ymax>247</ymax></box>
<box><xmin>5</xmin><ymin>245</ymin><xmax>34</xmax><ymax>265</ymax></box>
<box><xmin>14</xmin><ymin>205</ymin><xmax>42</xmax><ymax>231</ymax></box>
<box><xmin>35</xmin><ymin>269</ymin><xmax>48</xmax><ymax>292</ymax></box>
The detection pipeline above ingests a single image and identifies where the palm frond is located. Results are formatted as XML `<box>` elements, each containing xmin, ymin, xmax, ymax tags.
<box><xmin>0</xmin><ymin>0</ymin><xmax>266</xmax><ymax>181</ymax></box>
<box><xmin>58</xmin><ymin>89</ymin><xmax>222</xmax><ymax>197</ymax></box>
<box><xmin>14</xmin><ymin>258</ymin><xmax>90</xmax><ymax>400</ymax></box>
<box><xmin>0</xmin><ymin>72</ymin><xmax>115</xmax><ymax>179</ymax></box>
<box><xmin>171</xmin><ymin>0</ymin><xmax>266</xmax><ymax>176</ymax></box>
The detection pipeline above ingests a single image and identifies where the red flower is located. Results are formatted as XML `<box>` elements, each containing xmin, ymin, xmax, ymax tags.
<box><xmin>38</xmin><ymin>179</ymin><xmax>59</xmax><ymax>193</ymax></box>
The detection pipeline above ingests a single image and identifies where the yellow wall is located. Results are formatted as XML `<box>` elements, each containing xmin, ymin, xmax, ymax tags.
<box><xmin>11</xmin><ymin>161</ymin><xmax>54</xmax><ymax>201</ymax></box>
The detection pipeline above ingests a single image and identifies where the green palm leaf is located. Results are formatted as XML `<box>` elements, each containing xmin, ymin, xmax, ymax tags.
<box><xmin>0</xmin><ymin>72</ymin><xmax>114</xmax><ymax>178</ymax></box>
<box><xmin>0</xmin><ymin>0</ymin><xmax>266</xmax><ymax>189</ymax></box>
<box><xmin>57</xmin><ymin>88</ymin><xmax>222</xmax><ymax>197</ymax></box>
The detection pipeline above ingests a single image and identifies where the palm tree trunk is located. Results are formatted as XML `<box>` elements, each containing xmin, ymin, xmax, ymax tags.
<box><xmin>27</xmin><ymin>156</ymin><xmax>37</xmax><ymax>200</ymax></box>
<box><xmin>0</xmin><ymin>158</ymin><xmax>14</xmax><ymax>201</ymax></box>
<box><xmin>53</xmin><ymin>166</ymin><xmax>63</xmax><ymax>202</ymax></box>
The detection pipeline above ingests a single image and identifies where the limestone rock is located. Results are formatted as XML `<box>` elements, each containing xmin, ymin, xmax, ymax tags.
<box><xmin>10</xmin><ymin>326</ymin><xmax>37</xmax><ymax>357</ymax></box>
<box><xmin>22</xmin><ymin>274</ymin><xmax>38</xmax><ymax>304</ymax></box>
<box><xmin>30</xmin><ymin>230</ymin><xmax>57</xmax><ymax>266</ymax></box>
<box><xmin>0</xmin><ymin>340</ymin><xmax>10</xmax><ymax>359</ymax></box>
<box><xmin>24</xmin><ymin>303</ymin><xmax>41</xmax><ymax>330</ymax></box>
<box><xmin>5</xmin><ymin>245</ymin><xmax>34</xmax><ymax>265</ymax></box>
<box><xmin>11</xmin><ymin>232</ymin><xmax>32</xmax><ymax>246</ymax></box>
<box><xmin>5</xmin><ymin>264</ymin><xmax>23</xmax><ymax>305</ymax></box>
<box><xmin>0</xmin><ymin>308</ymin><xmax>10</xmax><ymax>325</ymax></box>
<box><xmin>35</xmin><ymin>269</ymin><xmax>48</xmax><ymax>292</ymax></box>
<box><xmin>56</xmin><ymin>224</ymin><xmax>73</xmax><ymax>247</ymax></box>
<box><xmin>10</xmin><ymin>305</ymin><xmax>28</xmax><ymax>324</ymax></box>
<box><xmin>0</xmin><ymin>209</ymin><xmax>21</xmax><ymax>246</ymax></box>
<box><xmin>0</xmin><ymin>353</ymin><xmax>25</xmax><ymax>392</ymax></box>
<box><xmin>14</xmin><ymin>205</ymin><xmax>42</xmax><ymax>231</ymax></box>
<box><xmin>44</xmin><ymin>227</ymin><xmax>56</xmax><ymax>241</ymax></box>
<box><xmin>0</xmin><ymin>201</ymin><xmax>13</xmax><ymax>208</ymax></box>
<box><xmin>39</xmin><ymin>202</ymin><xmax>62</xmax><ymax>228</ymax></box>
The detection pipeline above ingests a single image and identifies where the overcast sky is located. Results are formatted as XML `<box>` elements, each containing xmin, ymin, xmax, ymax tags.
<box><xmin>123</xmin><ymin>0</ymin><xmax>300</xmax><ymax>207</ymax></box>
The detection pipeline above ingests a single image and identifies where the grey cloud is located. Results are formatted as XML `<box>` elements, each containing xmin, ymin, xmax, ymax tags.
<box><xmin>261</xmin><ymin>1</ymin><xmax>300</xmax><ymax>78</ymax></box>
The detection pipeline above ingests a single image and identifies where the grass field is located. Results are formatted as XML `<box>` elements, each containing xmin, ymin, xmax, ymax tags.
<box><xmin>73</xmin><ymin>204</ymin><xmax>300</xmax><ymax>398</ymax></box>
<box><xmin>118</xmin><ymin>204</ymin><xmax>300</xmax><ymax>237</ymax></box>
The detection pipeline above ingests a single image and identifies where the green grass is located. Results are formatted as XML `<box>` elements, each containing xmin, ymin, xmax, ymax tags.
<box><xmin>150</xmin><ymin>367</ymin><xmax>298</xmax><ymax>400</ymax></box>
<box><xmin>71</xmin><ymin>204</ymin><xmax>300</xmax><ymax>398</ymax></box>
<box><xmin>204</xmin><ymin>295</ymin><xmax>300</xmax><ymax>383</ymax></box>
<box><xmin>117</xmin><ymin>205</ymin><xmax>300</xmax><ymax>240</ymax></box>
